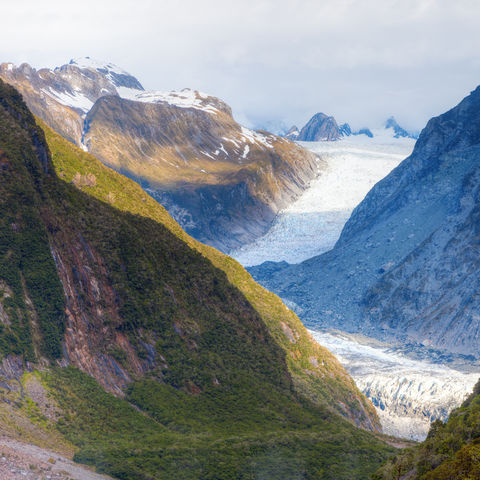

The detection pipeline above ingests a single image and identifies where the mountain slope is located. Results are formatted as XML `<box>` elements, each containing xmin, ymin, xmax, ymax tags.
<box><xmin>250</xmin><ymin>85</ymin><xmax>480</xmax><ymax>358</ymax></box>
<box><xmin>40</xmin><ymin>117</ymin><xmax>379</xmax><ymax>430</ymax></box>
<box><xmin>374</xmin><ymin>379</ymin><xmax>480</xmax><ymax>479</ymax></box>
<box><xmin>0</xmin><ymin>79</ymin><xmax>391</xmax><ymax>479</ymax></box>
<box><xmin>0</xmin><ymin>59</ymin><xmax>319</xmax><ymax>252</ymax></box>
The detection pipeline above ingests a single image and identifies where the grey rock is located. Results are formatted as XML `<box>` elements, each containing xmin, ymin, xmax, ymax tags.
<box><xmin>297</xmin><ymin>112</ymin><xmax>341</xmax><ymax>141</ymax></box>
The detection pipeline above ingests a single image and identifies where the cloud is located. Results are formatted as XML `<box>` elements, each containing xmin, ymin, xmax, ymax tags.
<box><xmin>2</xmin><ymin>0</ymin><xmax>480</xmax><ymax>131</ymax></box>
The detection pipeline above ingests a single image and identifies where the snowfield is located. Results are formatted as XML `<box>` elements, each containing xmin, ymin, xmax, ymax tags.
<box><xmin>310</xmin><ymin>329</ymin><xmax>480</xmax><ymax>441</ymax></box>
<box><xmin>230</xmin><ymin>132</ymin><xmax>415</xmax><ymax>265</ymax></box>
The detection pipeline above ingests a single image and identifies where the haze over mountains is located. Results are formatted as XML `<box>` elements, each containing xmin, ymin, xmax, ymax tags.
<box><xmin>0</xmin><ymin>58</ymin><xmax>320</xmax><ymax>252</ymax></box>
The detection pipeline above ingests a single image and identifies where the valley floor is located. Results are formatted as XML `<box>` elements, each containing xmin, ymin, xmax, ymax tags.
<box><xmin>0</xmin><ymin>437</ymin><xmax>113</xmax><ymax>480</ymax></box>
<box><xmin>232</xmin><ymin>134</ymin><xmax>480</xmax><ymax>440</ymax></box>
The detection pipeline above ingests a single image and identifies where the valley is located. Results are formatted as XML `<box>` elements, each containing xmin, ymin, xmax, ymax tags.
<box><xmin>235</xmin><ymin>130</ymin><xmax>480</xmax><ymax>441</ymax></box>
<box><xmin>3</xmin><ymin>1</ymin><xmax>480</xmax><ymax>478</ymax></box>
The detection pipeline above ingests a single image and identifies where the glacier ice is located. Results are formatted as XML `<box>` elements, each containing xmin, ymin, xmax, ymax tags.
<box><xmin>310</xmin><ymin>329</ymin><xmax>480</xmax><ymax>441</ymax></box>
<box><xmin>230</xmin><ymin>134</ymin><xmax>414</xmax><ymax>265</ymax></box>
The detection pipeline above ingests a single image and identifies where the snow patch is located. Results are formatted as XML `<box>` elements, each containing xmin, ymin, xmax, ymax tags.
<box><xmin>117</xmin><ymin>87</ymin><xmax>220</xmax><ymax>114</ymax></box>
<box><xmin>240</xmin><ymin>126</ymin><xmax>274</xmax><ymax>149</ymax></box>
<box><xmin>68</xmin><ymin>56</ymin><xmax>131</xmax><ymax>76</ymax></box>
<box><xmin>41</xmin><ymin>87</ymin><xmax>94</xmax><ymax>113</ymax></box>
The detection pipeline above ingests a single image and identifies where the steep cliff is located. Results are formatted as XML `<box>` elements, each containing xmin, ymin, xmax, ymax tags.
<box><xmin>250</xmin><ymin>85</ymin><xmax>480</xmax><ymax>357</ymax></box>
<box><xmin>0</xmin><ymin>79</ymin><xmax>391</xmax><ymax>479</ymax></box>
<box><xmin>0</xmin><ymin>58</ymin><xmax>320</xmax><ymax>252</ymax></box>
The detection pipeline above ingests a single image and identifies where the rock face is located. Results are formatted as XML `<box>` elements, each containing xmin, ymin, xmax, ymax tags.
<box><xmin>339</xmin><ymin>122</ymin><xmax>352</xmax><ymax>136</ymax></box>
<box><xmin>0</xmin><ymin>58</ymin><xmax>319</xmax><ymax>252</ymax></box>
<box><xmin>250</xmin><ymin>85</ymin><xmax>480</xmax><ymax>358</ymax></box>
<box><xmin>297</xmin><ymin>112</ymin><xmax>342</xmax><ymax>141</ymax></box>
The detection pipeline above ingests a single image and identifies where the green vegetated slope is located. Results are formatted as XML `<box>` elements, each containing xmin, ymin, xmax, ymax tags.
<box><xmin>42</xmin><ymin>118</ymin><xmax>379</xmax><ymax>431</ymax></box>
<box><xmin>0</xmin><ymin>79</ymin><xmax>392</xmax><ymax>479</ymax></box>
<box><xmin>374</xmin><ymin>380</ymin><xmax>480</xmax><ymax>480</ymax></box>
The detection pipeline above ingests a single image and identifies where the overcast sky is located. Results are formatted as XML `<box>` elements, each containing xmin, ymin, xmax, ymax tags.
<box><xmin>2</xmin><ymin>0</ymin><xmax>480</xmax><ymax>132</ymax></box>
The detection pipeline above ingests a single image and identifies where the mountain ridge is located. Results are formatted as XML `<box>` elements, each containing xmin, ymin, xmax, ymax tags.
<box><xmin>0</xmin><ymin>78</ymin><xmax>394</xmax><ymax>479</ymax></box>
<box><xmin>285</xmin><ymin>112</ymin><xmax>418</xmax><ymax>142</ymax></box>
<box><xmin>0</xmin><ymin>58</ymin><xmax>320</xmax><ymax>252</ymax></box>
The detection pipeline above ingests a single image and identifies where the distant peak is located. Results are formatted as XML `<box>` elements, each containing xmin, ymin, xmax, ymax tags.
<box><xmin>65</xmin><ymin>57</ymin><xmax>144</xmax><ymax>91</ymax></box>
<box><xmin>68</xmin><ymin>57</ymin><xmax>131</xmax><ymax>76</ymax></box>
<box><xmin>385</xmin><ymin>116</ymin><xmax>417</xmax><ymax>139</ymax></box>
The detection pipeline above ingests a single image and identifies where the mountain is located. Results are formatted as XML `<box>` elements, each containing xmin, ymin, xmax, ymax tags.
<box><xmin>374</xmin><ymin>379</ymin><xmax>480</xmax><ymax>479</ymax></box>
<box><xmin>249</xmin><ymin>85</ymin><xmax>480</xmax><ymax>358</ymax></box>
<box><xmin>355</xmin><ymin>127</ymin><xmax>374</xmax><ymax>138</ymax></box>
<box><xmin>385</xmin><ymin>116</ymin><xmax>418</xmax><ymax>139</ymax></box>
<box><xmin>0</xmin><ymin>79</ymin><xmax>392</xmax><ymax>479</ymax></box>
<box><xmin>292</xmin><ymin>114</ymin><xmax>418</xmax><ymax>143</ymax></box>
<box><xmin>296</xmin><ymin>112</ymin><xmax>342</xmax><ymax>141</ymax></box>
<box><xmin>284</xmin><ymin>124</ymin><xmax>300</xmax><ymax>140</ymax></box>
<box><xmin>339</xmin><ymin>122</ymin><xmax>352</xmax><ymax>136</ymax></box>
<box><xmin>0</xmin><ymin>58</ymin><xmax>319</xmax><ymax>252</ymax></box>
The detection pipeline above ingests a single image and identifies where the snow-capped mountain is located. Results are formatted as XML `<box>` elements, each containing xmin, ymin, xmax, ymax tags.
<box><xmin>250</xmin><ymin>85</ymin><xmax>480</xmax><ymax>358</ymax></box>
<box><xmin>284</xmin><ymin>125</ymin><xmax>300</xmax><ymax>140</ymax></box>
<box><xmin>0</xmin><ymin>58</ymin><xmax>319</xmax><ymax>251</ymax></box>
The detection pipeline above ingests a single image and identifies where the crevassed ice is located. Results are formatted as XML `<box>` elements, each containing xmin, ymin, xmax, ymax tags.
<box><xmin>310</xmin><ymin>329</ymin><xmax>480</xmax><ymax>440</ymax></box>
<box><xmin>230</xmin><ymin>134</ymin><xmax>414</xmax><ymax>265</ymax></box>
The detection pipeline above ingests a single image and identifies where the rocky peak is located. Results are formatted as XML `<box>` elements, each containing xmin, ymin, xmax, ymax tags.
<box><xmin>67</xmin><ymin>56</ymin><xmax>144</xmax><ymax>91</ymax></box>
<box><xmin>385</xmin><ymin>115</ymin><xmax>417</xmax><ymax>139</ymax></box>
<box><xmin>297</xmin><ymin>112</ymin><xmax>341</xmax><ymax>141</ymax></box>
<box><xmin>284</xmin><ymin>125</ymin><xmax>300</xmax><ymax>140</ymax></box>
<box><xmin>339</xmin><ymin>122</ymin><xmax>352</xmax><ymax>136</ymax></box>
<box><xmin>412</xmin><ymin>85</ymin><xmax>480</xmax><ymax>160</ymax></box>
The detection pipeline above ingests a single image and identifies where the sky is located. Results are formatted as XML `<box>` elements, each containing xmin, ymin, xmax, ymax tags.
<box><xmin>2</xmin><ymin>0</ymin><xmax>480</xmax><ymax>132</ymax></box>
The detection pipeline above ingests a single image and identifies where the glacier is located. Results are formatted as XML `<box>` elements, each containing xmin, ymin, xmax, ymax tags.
<box><xmin>310</xmin><ymin>329</ymin><xmax>480</xmax><ymax>441</ymax></box>
<box><xmin>232</xmin><ymin>132</ymin><xmax>480</xmax><ymax>440</ymax></box>
<box><xmin>230</xmin><ymin>131</ymin><xmax>415</xmax><ymax>265</ymax></box>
